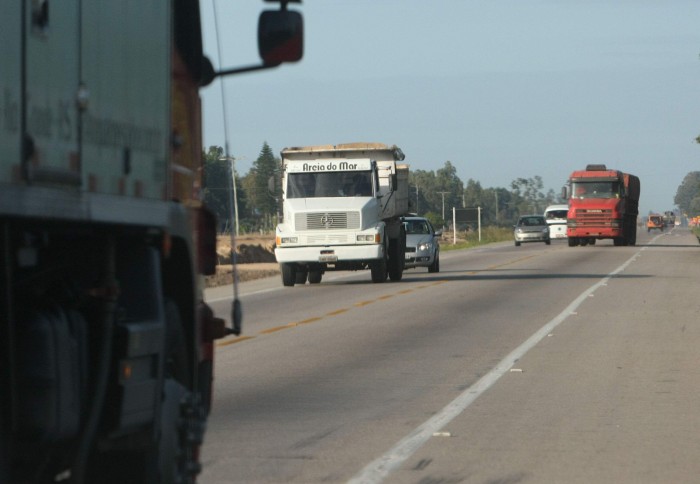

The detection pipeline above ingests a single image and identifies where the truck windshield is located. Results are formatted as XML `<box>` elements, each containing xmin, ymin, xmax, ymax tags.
<box><xmin>286</xmin><ymin>171</ymin><xmax>373</xmax><ymax>198</ymax></box>
<box><xmin>571</xmin><ymin>181</ymin><xmax>621</xmax><ymax>199</ymax></box>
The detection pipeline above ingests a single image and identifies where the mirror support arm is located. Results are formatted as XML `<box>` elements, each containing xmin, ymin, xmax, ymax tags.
<box><xmin>215</xmin><ymin>63</ymin><xmax>281</xmax><ymax>77</ymax></box>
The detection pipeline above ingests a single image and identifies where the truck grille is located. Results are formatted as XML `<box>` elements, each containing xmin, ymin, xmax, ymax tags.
<box><xmin>295</xmin><ymin>211</ymin><xmax>361</xmax><ymax>230</ymax></box>
<box><xmin>574</xmin><ymin>209</ymin><xmax>612</xmax><ymax>226</ymax></box>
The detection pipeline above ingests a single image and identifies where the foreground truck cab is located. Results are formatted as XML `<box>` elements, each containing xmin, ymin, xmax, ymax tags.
<box><xmin>275</xmin><ymin>143</ymin><xmax>411</xmax><ymax>286</ymax></box>
<box><xmin>564</xmin><ymin>164</ymin><xmax>640</xmax><ymax>247</ymax></box>
<box><xmin>1</xmin><ymin>1</ymin><xmax>302</xmax><ymax>482</ymax></box>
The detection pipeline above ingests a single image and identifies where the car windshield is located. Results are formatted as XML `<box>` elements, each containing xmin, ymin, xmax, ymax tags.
<box><xmin>404</xmin><ymin>220</ymin><xmax>430</xmax><ymax>234</ymax></box>
<box><xmin>286</xmin><ymin>171</ymin><xmax>373</xmax><ymax>198</ymax></box>
<box><xmin>519</xmin><ymin>217</ymin><xmax>545</xmax><ymax>226</ymax></box>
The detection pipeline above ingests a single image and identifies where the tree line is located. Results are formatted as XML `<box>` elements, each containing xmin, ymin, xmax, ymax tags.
<box><xmin>202</xmin><ymin>143</ymin><xmax>563</xmax><ymax>234</ymax></box>
<box><xmin>674</xmin><ymin>171</ymin><xmax>700</xmax><ymax>217</ymax></box>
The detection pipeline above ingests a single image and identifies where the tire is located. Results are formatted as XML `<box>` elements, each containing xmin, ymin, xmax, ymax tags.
<box><xmin>308</xmin><ymin>271</ymin><xmax>322</xmax><ymax>284</ymax></box>
<box><xmin>371</xmin><ymin>257</ymin><xmax>388</xmax><ymax>283</ymax></box>
<box><xmin>545</xmin><ymin>239</ymin><xmax>551</xmax><ymax>245</ymax></box>
<box><xmin>568</xmin><ymin>237</ymin><xmax>577</xmax><ymax>247</ymax></box>
<box><xmin>589</xmin><ymin>238</ymin><xmax>596</xmax><ymax>245</ymax></box>
<box><xmin>388</xmin><ymin>230</ymin><xmax>405</xmax><ymax>282</ymax></box>
<box><xmin>428</xmin><ymin>252</ymin><xmax>440</xmax><ymax>273</ymax></box>
<box><xmin>514</xmin><ymin>241</ymin><xmax>521</xmax><ymax>247</ymax></box>
<box><xmin>295</xmin><ymin>270</ymin><xmax>308</xmax><ymax>285</ymax></box>
<box><xmin>281</xmin><ymin>263</ymin><xmax>296</xmax><ymax>287</ymax></box>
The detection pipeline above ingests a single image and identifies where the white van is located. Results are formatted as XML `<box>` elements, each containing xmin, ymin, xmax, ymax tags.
<box><xmin>544</xmin><ymin>204</ymin><xmax>569</xmax><ymax>239</ymax></box>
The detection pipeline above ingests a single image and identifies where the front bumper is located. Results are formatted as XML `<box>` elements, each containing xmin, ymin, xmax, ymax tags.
<box><xmin>275</xmin><ymin>244</ymin><xmax>384</xmax><ymax>264</ymax></box>
<box><xmin>514</xmin><ymin>232</ymin><xmax>549</xmax><ymax>243</ymax></box>
<box><xmin>404</xmin><ymin>249</ymin><xmax>435</xmax><ymax>268</ymax></box>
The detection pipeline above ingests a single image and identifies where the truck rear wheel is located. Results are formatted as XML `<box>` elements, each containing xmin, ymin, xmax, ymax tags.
<box><xmin>281</xmin><ymin>263</ymin><xmax>296</xmax><ymax>286</ymax></box>
<box><xmin>567</xmin><ymin>237</ymin><xmax>577</xmax><ymax>247</ymax></box>
<box><xmin>308</xmin><ymin>271</ymin><xmax>322</xmax><ymax>284</ymax></box>
<box><xmin>295</xmin><ymin>270</ymin><xmax>308</xmax><ymax>284</ymax></box>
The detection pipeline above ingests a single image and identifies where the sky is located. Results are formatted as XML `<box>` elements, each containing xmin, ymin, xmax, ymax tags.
<box><xmin>199</xmin><ymin>0</ymin><xmax>700</xmax><ymax>215</ymax></box>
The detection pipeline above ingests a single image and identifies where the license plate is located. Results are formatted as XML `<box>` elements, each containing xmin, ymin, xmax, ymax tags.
<box><xmin>319</xmin><ymin>255</ymin><xmax>337</xmax><ymax>262</ymax></box>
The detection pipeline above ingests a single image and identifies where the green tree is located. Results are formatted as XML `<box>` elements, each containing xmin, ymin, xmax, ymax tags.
<box><xmin>202</xmin><ymin>146</ymin><xmax>250</xmax><ymax>233</ymax></box>
<box><xmin>674</xmin><ymin>171</ymin><xmax>700</xmax><ymax>215</ymax></box>
<box><xmin>202</xmin><ymin>146</ymin><xmax>231</xmax><ymax>231</ymax></box>
<box><xmin>409</xmin><ymin>169</ymin><xmax>438</xmax><ymax>216</ymax></box>
<box><xmin>510</xmin><ymin>176</ymin><xmax>549</xmax><ymax>214</ymax></box>
<box><xmin>248</xmin><ymin>142</ymin><xmax>281</xmax><ymax>231</ymax></box>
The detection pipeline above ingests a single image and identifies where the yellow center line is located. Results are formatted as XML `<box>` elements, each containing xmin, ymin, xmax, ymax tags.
<box><xmin>217</xmin><ymin>254</ymin><xmax>538</xmax><ymax>347</ymax></box>
<box><xmin>326</xmin><ymin>308</ymin><xmax>350</xmax><ymax>316</ymax></box>
<box><xmin>354</xmin><ymin>300</ymin><xmax>375</xmax><ymax>307</ymax></box>
<box><xmin>218</xmin><ymin>335</ymin><xmax>256</xmax><ymax>346</ymax></box>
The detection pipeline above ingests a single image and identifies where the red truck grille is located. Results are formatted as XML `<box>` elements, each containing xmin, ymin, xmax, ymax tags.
<box><xmin>574</xmin><ymin>209</ymin><xmax>612</xmax><ymax>226</ymax></box>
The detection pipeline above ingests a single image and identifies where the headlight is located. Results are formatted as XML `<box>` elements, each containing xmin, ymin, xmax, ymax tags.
<box><xmin>610</xmin><ymin>219</ymin><xmax>622</xmax><ymax>228</ymax></box>
<box><xmin>418</xmin><ymin>242</ymin><xmax>433</xmax><ymax>251</ymax></box>
<box><xmin>542</xmin><ymin>228</ymin><xmax>549</xmax><ymax>234</ymax></box>
<box><xmin>516</xmin><ymin>228</ymin><xmax>524</xmax><ymax>234</ymax></box>
<box><xmin>356</xmin><ymin>234</ymin><xmax>380</xmax><ymax>242</ymax></box>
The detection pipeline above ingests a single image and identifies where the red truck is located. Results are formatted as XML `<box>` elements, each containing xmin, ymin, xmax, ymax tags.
<box><xmin>565</xmin><ymin>164</ymin><xmax>640</xmax><ymax>247</ymax></box>
<box><xmin>1</xmin><ymin>2</ymin><xmax>301</xmax><ymax>483</ymax></box>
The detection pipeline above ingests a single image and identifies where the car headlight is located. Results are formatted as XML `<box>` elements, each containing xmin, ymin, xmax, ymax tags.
<box><xmin>516</xmin><ymin>228</ymin><xmax>524</xmax><ymax>234</ymax></box>
<box><xmin>418</xmin><ymin>242</ymin><xmax>433</xmax><ymax>251</ymax></box>
<box><xmin>542</xmin><ymin>228</ymin><xmax>549</xmax><ymax>234</ymax></box>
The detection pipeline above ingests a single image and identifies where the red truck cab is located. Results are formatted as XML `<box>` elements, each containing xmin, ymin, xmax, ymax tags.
<box><xmin>566</xmin><ymin>164</ymin><xmax>640</xmax><ymax>247</ymax></box>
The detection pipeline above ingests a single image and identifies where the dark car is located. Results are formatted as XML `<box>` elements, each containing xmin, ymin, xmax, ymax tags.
<box><xmin>402</xmin><ymin>216</ymin><xmax>441</xmax><ymax>272</ymax></box>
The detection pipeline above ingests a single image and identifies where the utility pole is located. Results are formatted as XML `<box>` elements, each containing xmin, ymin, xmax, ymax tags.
<box><xmin>495</xmin><ymin>191</ymin><xmax>499</xmax><ymax>223</ymax></box>
<box><xmin>219</xmin><ymin>155</ymin><xmax>240</xmax><ymax>237</ymax></box>
<box><xmin>438</xmin><ymin>191</ymin><xmax>449</xmax><ymax>224</ymax></box>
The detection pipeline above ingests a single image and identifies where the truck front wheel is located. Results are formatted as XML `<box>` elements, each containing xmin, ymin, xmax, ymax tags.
<box><xmin>371</xmin><ymin>257</ymin><xmax>388</xmax><ymax>283</ymax></box>
<box><xmin>281</xmin><ymin>263</ymin><xmax>296</xmax><ymax>287</ymax></box>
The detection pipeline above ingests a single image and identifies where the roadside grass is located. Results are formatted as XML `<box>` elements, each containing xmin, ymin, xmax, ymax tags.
<box><xmin>440</xmin><ymin>226</ymin><xmax>513</xmax><ymax>251</ymax></box>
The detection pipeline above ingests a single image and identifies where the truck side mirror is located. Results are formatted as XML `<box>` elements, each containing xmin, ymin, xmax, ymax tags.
<box><xmin>390</xmin><ymin>174</ymin><xmax>398</xmax><ymax>191</ymax></box>
<box><xmin>561</xmin><ymin>186</ymin><xmax>568</xmax><ymax>199</ymax></box>
<box><xmin>258</xmin><ymin>9</ymin><xmax>303</xmax><ymax>65</ymax></box>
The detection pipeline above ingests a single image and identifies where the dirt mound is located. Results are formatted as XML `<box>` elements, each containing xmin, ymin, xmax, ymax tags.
<box><xmin>216</xmin><ymin>235</ymin><xmax>276</xmax><ymax>264</ymax></box>
<box><xmin>205</xmin><ymin>235</ymin><xmax>279</xmax><ymax>287</ymax></box>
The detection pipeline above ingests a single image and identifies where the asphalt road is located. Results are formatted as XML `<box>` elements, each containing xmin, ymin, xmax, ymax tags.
<box><xmin>200</xmin><ymin>227</ymin><xmax>700</xmax><ymax>483</ymax></box>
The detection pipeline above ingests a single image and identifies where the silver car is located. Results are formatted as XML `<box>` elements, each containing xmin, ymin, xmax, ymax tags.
<box><xmin>514</xmin><ymin>215</ymin><xmax>551</xmax><ymax>246</ymax></box>
<box><xmin>403</xmin><ymin>216</ymin><xmax>441</xmax><ymax>272</ymax></box>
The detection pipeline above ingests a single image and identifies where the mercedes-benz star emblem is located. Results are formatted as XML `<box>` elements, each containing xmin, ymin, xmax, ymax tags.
<box><xmin>320</xmin><ymin>214</ymin><xmax>333</xmax><ymax>228</ymax></box>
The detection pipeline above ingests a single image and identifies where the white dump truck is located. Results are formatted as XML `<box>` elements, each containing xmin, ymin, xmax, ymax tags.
<box><xmin>274</xmin><ymin>142</ymin><xmax>411</xmax><ymax>286</ymax></box>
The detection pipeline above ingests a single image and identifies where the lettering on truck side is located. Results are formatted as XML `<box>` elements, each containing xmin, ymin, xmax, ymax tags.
<box><xmin>301</xmin><ymin>162</ymin><xmax>359</xmax><ymax>171</ymax></box>
<box><xmin>290</xmin><ymin>159</ymin><xmax>372</xmax><ymax>172</ymax></box>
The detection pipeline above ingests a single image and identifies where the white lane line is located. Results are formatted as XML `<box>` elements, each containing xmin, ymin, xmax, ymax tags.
<box><xmin>348</xmin><ymin>244</ymin><xmax>651</xmax><ymax>484</ymax></box>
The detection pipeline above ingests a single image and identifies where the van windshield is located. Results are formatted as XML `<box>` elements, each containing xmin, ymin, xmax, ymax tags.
<box><xmin>545</xmin><ymin>210</ymin><xmax>568</xmax><ymax>221</ymax></box>
<box><xmin>286</xmin><ymin>171</ymin><xmax>373</xmax><ymax>198</ymax></box>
